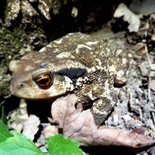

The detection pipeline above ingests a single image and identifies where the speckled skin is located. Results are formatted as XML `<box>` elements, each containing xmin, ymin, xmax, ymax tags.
<box><xmin>11</xmin><ymin>32</ymin><xmax>122</xmax><ymax>125</ymax></box>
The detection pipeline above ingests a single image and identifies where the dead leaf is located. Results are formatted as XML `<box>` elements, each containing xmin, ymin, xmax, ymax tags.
<box><xmin>22</xmin><ymin>115</ymin><xmax>40</xmax><ymax>140</ymax></box>
<box><xmin>44</xmin><ymin>125</ymin><xmax>58</xmax><ymax>139</ymax></box>
<box><xmin>50</xmin><ymin>94</ymin><xmax>155</xmax><ymax>149</ymax></box>
<box><xmin>114</xmin><ymin>3</ymin><xmax>140</xmax><ymax>32</ymax></box>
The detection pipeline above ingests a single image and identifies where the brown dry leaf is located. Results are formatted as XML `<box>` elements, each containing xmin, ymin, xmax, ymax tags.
<box><xmin>51</xmin><ymin>94</ymin><xmax>155</xmax><ymax>149</ymax></box>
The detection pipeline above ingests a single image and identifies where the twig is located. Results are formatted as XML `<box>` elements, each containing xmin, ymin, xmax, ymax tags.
<box><xmin>145</xmin><ymin>44</ymin><xmax>151</xmax><ymax>103</ymax></box>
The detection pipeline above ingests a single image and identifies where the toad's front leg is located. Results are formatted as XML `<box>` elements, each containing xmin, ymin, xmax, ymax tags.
<box><xmin>76</xmin><ymin>94</ymin><xmax>117</xmax><ymax>126</ymax></box>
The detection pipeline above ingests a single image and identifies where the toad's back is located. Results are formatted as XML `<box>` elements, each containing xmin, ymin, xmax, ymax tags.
<box><xmin>11</xmin><ymin>32</ymin><xmax>120</xmax><ymax>125</ymax></box>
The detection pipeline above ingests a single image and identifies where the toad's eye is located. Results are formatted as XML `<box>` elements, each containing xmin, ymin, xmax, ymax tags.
<box><xmin>33</xmin><ymin>73</ymin><xmax>53</xmax><ymax>89</ymax></box>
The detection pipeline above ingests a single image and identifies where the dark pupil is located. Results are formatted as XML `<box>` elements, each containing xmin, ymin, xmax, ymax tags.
<box><xmin>38</xmin><ymin>78</ymin><xmax>49</xmax><ymax>85</ymax></box>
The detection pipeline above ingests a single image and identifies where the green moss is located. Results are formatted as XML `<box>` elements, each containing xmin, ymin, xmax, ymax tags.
<box><xmin>0</xmin><ymin>26</ymin><xmax>23</xmax><ymax>66</ymax></box>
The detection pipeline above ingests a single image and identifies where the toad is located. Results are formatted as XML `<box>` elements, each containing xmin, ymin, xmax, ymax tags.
<box><xmin>11</xmin><ymin>32</ymin><xmax>126</xmax><ymax>125</ymax></box>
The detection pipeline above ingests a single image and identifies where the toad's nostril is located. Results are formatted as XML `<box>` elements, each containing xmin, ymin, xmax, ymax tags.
<box><xmin>19</xmin><ymin>83</ymin><xmax>24</xmax><ymax>88</ymax></box>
